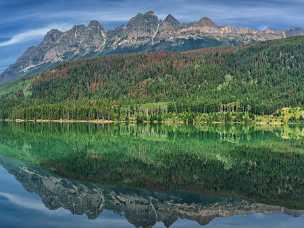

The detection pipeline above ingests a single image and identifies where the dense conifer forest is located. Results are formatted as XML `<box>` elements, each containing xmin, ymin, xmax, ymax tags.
<box><xmin>1</xmin><ymin>36</ymin><xmax>304</xmax><ymax>124</ymax></box>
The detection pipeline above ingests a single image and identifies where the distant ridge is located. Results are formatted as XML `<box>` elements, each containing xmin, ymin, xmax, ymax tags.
<box><xmin>0</xmin><ymin>10</ymin><xmax>297</xmax><ymax>84</ymax></box>
<box><xmin>196</xmin><ymin>17</ymin><xmax>217</xmax><ymax>27</ymax></box>
<box><xmin>162</xmin><ymin>14</ymin><xmax>181</xmax><ymax>30</ymax></box>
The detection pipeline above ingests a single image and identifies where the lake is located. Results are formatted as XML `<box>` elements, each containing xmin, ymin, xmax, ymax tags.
<box><xmin>0</xmin><ymin>122</ymin><xmax>304</xmax><ymax>228</ymax></box>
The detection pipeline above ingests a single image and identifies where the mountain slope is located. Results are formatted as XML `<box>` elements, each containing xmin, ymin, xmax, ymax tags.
<box><xmin>0</xmin><ymin>11</ymin><xmax>287</xmax><ymax>84</ymax></box>
<box><xmin>0</xmin><ymin>21</ymin><xmax>107</xmax><ymax>83</ymax></box>
<box><xmin>0</xmin><ymin>36</ymin><xmax>304</xmax><ymax>122</ymax></box>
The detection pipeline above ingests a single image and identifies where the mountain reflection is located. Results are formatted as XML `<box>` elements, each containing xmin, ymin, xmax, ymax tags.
<box><xmin>1</xmin><ymin>156</ymin><xmax>303</xmax><ymax>228</ymax></box>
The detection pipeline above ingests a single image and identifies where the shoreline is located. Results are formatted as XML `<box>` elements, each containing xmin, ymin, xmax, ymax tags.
<box><xmin>1</xmin><ymin>118</ymin><xmax>302</xmax><ymax>126</ymax></box>
<box><xmin>3</xmin><ymin>119</ymin><xmax>114</xmax><ymax>124</ymax></box>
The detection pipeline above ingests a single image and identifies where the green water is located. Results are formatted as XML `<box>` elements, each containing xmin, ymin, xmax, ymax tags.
<box><xmin>0</xmin><ymin>122</ymin><xmax>304</xmax><ymax>227</ymax></box>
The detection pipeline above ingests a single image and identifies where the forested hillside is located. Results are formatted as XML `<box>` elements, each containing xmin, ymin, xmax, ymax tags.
<box><xmin>1</xmin><ymin>36</ymin><xmax>304</xmax><ymax>124</ymax></box>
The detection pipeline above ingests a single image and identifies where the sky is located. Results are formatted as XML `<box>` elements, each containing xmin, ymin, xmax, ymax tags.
<box><xmin>1</xmin><ymin>0</ymin><xmax>304</xmax><ymax>73</ymax></box>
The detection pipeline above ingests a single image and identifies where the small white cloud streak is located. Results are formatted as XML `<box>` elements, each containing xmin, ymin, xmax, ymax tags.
<box><xmin>0</xmin><ymin>192</ymin><xmax>48</xmax><ymax>211</ymax></box>
<box><xmin>0</xmin><ymin>24</ymin><xmax>72</xmax><ymax>48</ymax></box>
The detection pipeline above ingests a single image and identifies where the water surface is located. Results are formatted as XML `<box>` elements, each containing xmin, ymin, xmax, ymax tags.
<box><xmin>0</xmin><ymin>123</ymin><xmax>304</xmax><ymax>227</ymax></box>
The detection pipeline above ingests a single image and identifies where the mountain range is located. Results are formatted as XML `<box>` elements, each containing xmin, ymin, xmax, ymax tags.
<box><xmin>2</xmin><ymin>10</ymin><xmax>303</xmax><ymax>84</ymax></box>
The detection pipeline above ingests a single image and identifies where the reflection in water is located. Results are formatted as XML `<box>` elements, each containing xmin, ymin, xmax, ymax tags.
<box><xmin>0</xmin><ymin>123</ymin><xmax>304</xmax><ymax>227</ymax></box>
<box><xmin>0</xmin><ymin>156</ymin><xmax>303</xmax><ymax>228</ymax></box>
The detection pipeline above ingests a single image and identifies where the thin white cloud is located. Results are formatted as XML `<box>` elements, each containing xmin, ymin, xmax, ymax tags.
<box><xmin>0</xmin><ymin>192</ymin><xmax>48</xmax><ymax>211</ymax></box>
<box><xmin>0</xmin><ymin>24</ymin><xmax>71</xmax><ymax>48</ymax></box>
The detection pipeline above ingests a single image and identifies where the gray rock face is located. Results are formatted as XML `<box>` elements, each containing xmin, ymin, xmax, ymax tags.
<box><xmin>126</xmin><ymin>11</ymin><xmax>159</xmax><ymax>38</ymax></box>
<box><xmin>0</xmin><ymin>20</ymin><xmax>106</xmax><ymax>82</ymax></box>
<box><xmin>196</xmin><ymin>17</ymin><xmax>218</xmax><ymax>27</ymax></box>
<box><xmin>161</xmin><ymin>14</ymin><xmax>181</xmax><ymax>31</ymax></box>
<box><xmin>39</xmin><ymin>20</ymin><xmax>106</xmax><ymax>63</ymax></box>
<box><xmin>0</xmin><ymin>11</ymin><xmax>296</xmax><ymax>83</ymax></box>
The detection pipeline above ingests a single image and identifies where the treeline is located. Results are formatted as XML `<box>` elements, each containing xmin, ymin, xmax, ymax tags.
<box><xmin>2</xmin><ymin>98</ymin><xmax>303</xmax><ymax>125</ymax></box>
<box><xmin>1</xmin><ymin>37</ymin><xmax>304</xmax><ymax>123</ymax></box>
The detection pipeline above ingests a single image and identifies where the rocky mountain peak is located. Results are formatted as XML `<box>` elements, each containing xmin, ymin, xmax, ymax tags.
<box><xmin>128</xmin><ymin>11</ymin><xmax>159</xmax><ymax>25</ymax></box>
<box><xmin>197</xmin><ymin>17</ymin><xmax>217</xmax><ymax>27</ymax></box>
<box><xmin>66</xmin><ymin>21</ymin><xmax>106</xmax><ymax>42</ymax></box>
<box><xmin>145</xmin><ymin>10</ymin><xmax>156</xmax><ymax>16</ymax></box>
<box><xmin>71</xmin><ymin>24</ymin><xmax>86</xmax><ymax>32</ymax></box>
<box><xmin>127</xmin><ymin>10</ymin><xmax>159</xmax><ymax>36</ymax></box>
<box><xmin>42</xmin><ymin>29</ymin><xmax>63</xmax><ymax>45</ymax></box>
<box><xmin>88</xmin><ymin>20</ymin><xmax>105</xmax><ymax>31</ymax></box>
<box><xmin>163</xmin><ymin>14</ymin><xmax>180</xmax><ymax>29</ymax></box>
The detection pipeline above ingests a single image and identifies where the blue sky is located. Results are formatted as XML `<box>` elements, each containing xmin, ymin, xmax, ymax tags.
<box><xmin>1</xmin><ymin>0</ymin><xmax>304</xmax><ymax>73</ymax></box>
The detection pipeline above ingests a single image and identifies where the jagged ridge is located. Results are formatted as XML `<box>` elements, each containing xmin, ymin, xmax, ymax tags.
<box><xmin>0</xmin><ymin>11</ymin><xmax>290</xmax><ymax>83</ymax></box>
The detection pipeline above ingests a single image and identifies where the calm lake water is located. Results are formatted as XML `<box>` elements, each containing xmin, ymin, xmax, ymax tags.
<box><xmin>0</xmin><ymin>122</ymin><xmax>304</xmax><ymax>228</ymax></box>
